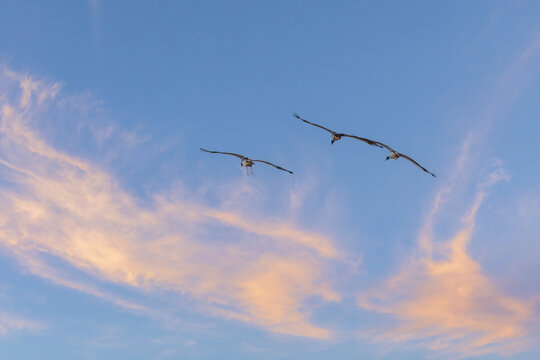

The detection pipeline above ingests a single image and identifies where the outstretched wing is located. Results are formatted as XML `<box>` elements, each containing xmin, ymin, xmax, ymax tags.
<box><xmin>200</xmin><ymin>148</ymin><xmax>246</xmax><ymax>160</ymax></box>
<box><xmin>398</xmin><ymin>153</ymin><xmax>436</xmax><ymax>177</ymax></box>
<box><xmin>251</xmin><ymin>159</ymin><xmax>293</xmax><ymax>174</ymax></box>
<box><xmin>372</xmin><ymin>140</ymin><xmax>396</xmax><ymax>152</ymax></box>
<box><xmin>340</xmin><ymin>134</ymin><xmax>383</xmax><ymax>148</ymax></box>
<box><xmin>293</xmin><ymin>113</ymin><xmax>334</xmax><ymax>134</ymax></box>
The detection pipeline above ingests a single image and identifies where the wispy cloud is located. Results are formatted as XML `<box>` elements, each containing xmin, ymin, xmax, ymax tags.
<box><xmin>356</xmin><ymin>29</ymin><xmax>540</xmax><ymax>358</ymax></box>
<box><xmin>358</xmin><ymin>164</ymin><xmax>533</xmax><ymax>357</ymax></box>
<box><xmin>0</xmin><ymin>311</ymin><xmax>44</xmax><ymax>336</ymax></box>
<box><xmin>0</xmin><ymin>68</ymin><xmax>340</xmax><ymax>339</ymax></box>
<box><xmin>87</xmin><ymin>0</ymin><xmax>103</xmax><ymax>66</ymax></box>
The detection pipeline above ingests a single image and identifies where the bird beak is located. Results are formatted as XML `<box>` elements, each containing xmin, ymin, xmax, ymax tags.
<box><xmin>385</xmin><ymin>157</ymin><xmax>390</xmax><ymax>161</ymax></box>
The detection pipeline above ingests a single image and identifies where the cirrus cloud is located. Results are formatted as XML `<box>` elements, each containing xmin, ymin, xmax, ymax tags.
<box><xmin>0</xmin><ymin>67</ymin><xmax>340</xmax><ymax>339</ymax></box>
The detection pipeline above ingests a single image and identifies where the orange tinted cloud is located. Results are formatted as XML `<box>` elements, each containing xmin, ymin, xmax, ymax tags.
<box><xmin>0</xmin><ymin>69</ymin><xmax>339</xmax><ymax>338</ymax></box>
<box><xmin>357</xmin><ymin>32</ymin><xmax>540</xmax><ymax>356</ymax></box>
<box><xmin>358</xmin><ymin>167</ymin><xmax>534</xmax><ymax>357</ymax></box>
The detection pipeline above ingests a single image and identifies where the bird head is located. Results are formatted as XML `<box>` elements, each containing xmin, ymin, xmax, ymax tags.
<box><xmin>385</xmin><ymin>156</ymin><xmax>390</xmax><ymax>161</ymax></box>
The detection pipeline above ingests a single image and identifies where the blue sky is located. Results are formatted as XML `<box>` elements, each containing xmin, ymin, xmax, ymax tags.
<box><xmin>1</xmin><ymin>1</ymin><xmax>539</xmax><ymax>359</ymax></box>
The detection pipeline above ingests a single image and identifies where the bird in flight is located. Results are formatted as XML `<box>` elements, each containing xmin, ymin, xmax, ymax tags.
<box><xmin>293</xmin><ymin>113</ymin><xmax>435</xmax><ymax>177</ymax></box>
<box><xmin>374</xmin><ymin>141</ymin><xmax>436</xmax><ymax>177</ymax></box>
<box><xmin>293</xmin><ymin>113</ymin><xmax>382</xmax><ymax>147</ymax></box>
<box><xmin>200</xmin><ymin>148</ymin><xmax>293</xmax><ymax>175</ymax></box>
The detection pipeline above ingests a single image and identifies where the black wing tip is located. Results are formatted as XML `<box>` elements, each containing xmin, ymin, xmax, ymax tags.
<box><xmin>278</xmin><ymin>167</ymin><xmax>293</xmax><ymax>174</ymax></box>
<box><xmin>293</xmin><ymin>112</ymin><xmax>301</xmax><ymax>119</ymax></box>
<box><xmin>424</xmin><ymin>169</ymin><xmax>436</xmax><ymax>177</ymax></box>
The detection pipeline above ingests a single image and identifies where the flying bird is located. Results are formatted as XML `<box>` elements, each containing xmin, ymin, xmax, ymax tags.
<box><xmin>293</xmin><ymin>113</ymin><xmax>382</xmax><ymax>147</ymax></box>
<box><xmin>293</xmin><ymin>113</ymin><xmax>435</xmax><ymax>177</ymax></box>
<box><xmin>374</xmin><ymin>141</ymin><xmax>436</xmax><ymax>177</ymax></box>
<box><xmin>200</xmin><ymin>148</ymin><xmax>293</xmax><ymax>175</ymax></box>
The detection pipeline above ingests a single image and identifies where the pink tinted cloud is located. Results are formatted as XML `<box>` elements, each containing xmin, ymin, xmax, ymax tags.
<box><xmin>357</xmin><ymin>33</ymin><xmax>540</xmax><ymax>356</ymax></box>
<box><xmin>0</xmin><ymin>68</ymin><xmax>340</xmax><ymax>339</ymax></box>
<box><xmin>358</xmin><ymin>156</ymin><xmax>535</xmax><ymax>357</ymax></box>
<box><xmin>0</xmin><ymin>311</ymin><xmax>44</xmax><ymax>336</ymax></box>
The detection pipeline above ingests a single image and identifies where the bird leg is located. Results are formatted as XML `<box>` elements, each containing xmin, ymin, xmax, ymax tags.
<box><xmin>250</xmin><ymin>167</ymin><xmax>253</xmax><ymax>175</ymax></box>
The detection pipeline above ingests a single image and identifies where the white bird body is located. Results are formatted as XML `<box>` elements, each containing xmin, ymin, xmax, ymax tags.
<box><xmin>380</xmin><ymin>145</ymin><xmax>436</xmax><ymax>177</ymax></box>
<box><xmin>241</xmin><ymin>158</ymin><xmax>254</xmax><ymax>169</ymax></box>
<box><xmin>386</xmin><ymin>151</ymin><xmax>400</xmax><ymax>160</ymax></box>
